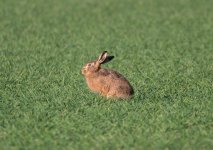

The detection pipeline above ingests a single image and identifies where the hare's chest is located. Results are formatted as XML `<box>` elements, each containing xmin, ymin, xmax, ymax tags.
<box><xmin>86</xmin><ymin>78</ymin><xmax>101</xmax><ymax>92</ymax></box>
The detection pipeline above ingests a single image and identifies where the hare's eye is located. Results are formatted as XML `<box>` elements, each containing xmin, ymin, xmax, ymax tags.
<box><xmin>88</xmin><ymin>63</ymin><xmax>92</xmax><ymax>67</ymax></box>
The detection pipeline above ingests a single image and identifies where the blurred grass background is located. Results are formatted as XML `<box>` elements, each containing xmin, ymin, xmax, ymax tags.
<box><xmin>0</xmin><ymin>0</ymin><xmax>213</xmax><ymax>149</ymax></box>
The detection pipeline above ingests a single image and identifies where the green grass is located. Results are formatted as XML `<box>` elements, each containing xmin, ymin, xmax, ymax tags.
<box><xmin>0</xmin><ymin>0</ymin><xmax>213</xmax><ymax>149</ymax></box>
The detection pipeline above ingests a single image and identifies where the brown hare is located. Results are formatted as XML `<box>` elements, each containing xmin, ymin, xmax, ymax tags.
<box><xmin>82</xmin><ymin>51</ymin><xmax>134</xmax><ymax>99</ymax></box>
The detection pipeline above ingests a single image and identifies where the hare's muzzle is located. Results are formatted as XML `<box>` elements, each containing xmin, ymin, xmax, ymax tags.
<box><xmin>81</xmin><ymin>67</ymin><xmax>86</xmax><ymax>75</ymax></box>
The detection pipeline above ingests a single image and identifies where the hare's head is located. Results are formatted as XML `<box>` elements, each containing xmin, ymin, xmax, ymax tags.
<box><xmin>81</xmin><ymin>51</ymin><xmax>114</xmax><ymax>76</ymax></box>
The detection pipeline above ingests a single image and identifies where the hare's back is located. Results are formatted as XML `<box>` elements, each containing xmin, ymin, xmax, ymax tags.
<box><xmin>99</xmin><ymin>69</ymin><xmax>129</xmax><ymax>82</ymax></box>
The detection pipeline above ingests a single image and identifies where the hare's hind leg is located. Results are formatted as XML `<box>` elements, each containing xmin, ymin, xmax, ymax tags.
<box><xmin>106</xmin><ymin>91</ymin><xmax>116</xmax><ymax>99</ymax></box>
<box><xmin>106</xmin><ymin>94</ymin><xmax>113</xmax><ymax>99</ymax></box>
<box><xmin>100</xmin><ymin>92</ymin><xmax>107</xmax><ymax>97</ymax></box>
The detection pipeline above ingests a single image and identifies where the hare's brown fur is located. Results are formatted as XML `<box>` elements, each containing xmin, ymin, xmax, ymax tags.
<box><xmin>82</xmin><ymin>51</ymin><xmax>134</xmax><ymax>99</ymax></box>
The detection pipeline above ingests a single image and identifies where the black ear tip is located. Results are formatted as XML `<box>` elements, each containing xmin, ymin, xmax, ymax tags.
<box><xmin>108</xmin><ymin>56</ymin><xmax>114</xmax><ymax>62</ymax></box>
<box><xmin>107</xmin><ymin>56</ymin><xmax>114</xmax><ymax>61</ymax></box>
<box><xmin>110</xmin><ymin>55</ymin><xmax>114</xmax><ymax>59</ymax></box>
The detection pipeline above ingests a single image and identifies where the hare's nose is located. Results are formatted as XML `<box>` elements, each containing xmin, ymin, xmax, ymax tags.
<box><xmin>81</xmin><ymin>68</ymin><xmax>86</xmax><ymax>75</ymax></box>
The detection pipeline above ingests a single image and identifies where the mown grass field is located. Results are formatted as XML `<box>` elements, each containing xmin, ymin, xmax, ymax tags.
<box><xmin>0</xmin><ymin>0</ymin><xmax>213</xmax><ymax>149</ymax></box>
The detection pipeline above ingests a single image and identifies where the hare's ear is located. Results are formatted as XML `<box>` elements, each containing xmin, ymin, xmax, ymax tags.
<box><xmin>98</xmin><ymin>51</ymin><xmax>114</xmax><ymax>64</ymax></box>
<box><xmin>101</xmin><ymin>56</ymin><xmax>114</xmax><ymax>64</ymax></box>
<box><xmin>98</xmin><ymin>51</ymin><xmax>108</xmax><ymax>64</ymax></box>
